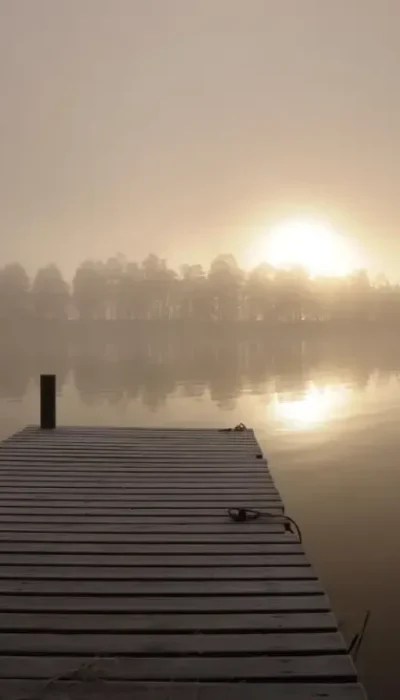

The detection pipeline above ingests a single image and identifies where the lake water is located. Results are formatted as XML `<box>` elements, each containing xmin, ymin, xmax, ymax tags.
<box><xmin>1</xmin><ymin>330</ymin><xmax>400</xmax><ymax>700</ymax></box>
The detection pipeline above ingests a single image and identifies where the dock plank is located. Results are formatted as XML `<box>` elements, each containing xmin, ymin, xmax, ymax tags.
<box><xmin>0</xmin><ymin>565</ymin><xmax>317</xmax><ymax>580</ymax></box>
<box><xmin>0</xmin><ymin>594</ymin><xmax>330</xmax><ymax>613</ymax></box>
<box><xmin>0</xmin><ymin>522</ymin><xmax>288</xmax><ymax>532</ymax></box>
<box><xmin>0</xmin><ymin>682</ymin><xmax>367</xmax><ymax>700</ymax></box>
<box><xmin>0</xmin><ymin>655</ymin><xmax>357</xmax><ymax>681</ymax></box>
<box><xmin>0</xmin><ymin>532</ymin><xmax>298</xmax><ymax>544</ymax></box>
<box><xmin>0</xmin><ymin>579</ymin><xmax>325</xmax><ymax>596</ymax></box>
<box><xmin>0</xmin><ymin>612</ymin><xmax>337</xmax><ymax>632</ymax></box>
<box><xmin>0</xmin><ymin>542</ymin><xmax>303</xmax><ymax>554</ymax></box>
<box><xmin>0</xmin><ymin>553</ymin><xmax>308</xmax><ymax>566</ymax></box>
<box><xmin>0</xmin><ymin>631</ymin><xmax>346</xmax><ymax>655</ymax></box>
<box><xmin>0</xmin><ymin>498</ymin><xmax>283</xmax><ymax>508</ymax></box>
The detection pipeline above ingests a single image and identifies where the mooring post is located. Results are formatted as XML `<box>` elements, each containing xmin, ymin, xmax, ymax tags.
<box><xmin>40</xmin><ymin>374</ymin><xmax>56</xmax><ymax>430</ymax></box>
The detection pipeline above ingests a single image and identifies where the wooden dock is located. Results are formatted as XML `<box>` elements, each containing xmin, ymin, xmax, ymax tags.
<box><xmin>0</xmin><ymin>424</ymin><xmax>367</xmax><ymax>699</ymax></box>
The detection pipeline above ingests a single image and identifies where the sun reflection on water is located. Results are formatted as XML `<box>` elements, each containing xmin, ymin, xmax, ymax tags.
<box><xmin>271</xmin><ymin>382</ymin><xmax>351</xmax><ymax>431</ymax></box>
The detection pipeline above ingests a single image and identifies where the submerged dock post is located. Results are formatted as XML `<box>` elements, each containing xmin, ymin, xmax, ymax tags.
<box><xmin>40</xmin><ymin>374</ymin><xmax>56</xmax><ymax>429</ymax></box>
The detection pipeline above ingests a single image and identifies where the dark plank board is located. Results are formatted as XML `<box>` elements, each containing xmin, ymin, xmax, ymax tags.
<box><xmin>0</xmin><ymin>484</ymin><xmax>280</xmax><ymax>491</ymax></box>
<box><xmin>0</xmin><ymin>681</ymin><xmax>368</xmax><ymax>700</ymax></box>
<box><xmin>0</xmin><ymin>522</ymin><xmax>287</xmax><ymax>532</ymax></box>
<box><xmin>0</xmin><ymin>655</ymin><xmax>357</xmax><ymax>681</ymax></box>
<box><xmin>0</xmin><ymin>579</ymin><xmax>325</xmax><ymax>596</ymax></box>
<box><xmin>0</xmin><ymin>611</ymin><xmax>338</xmax><ymax>633</ymax></box>
<box><xmin>0</xmin><ymin>553</ymin><xmax>309</xmax><ymax>567</ymax></box>
<box><xmin>0</xmin><ymin>508</ymin><xmax>283</xmax><ymax>518</ymax></box>
<box><xmin>0</xmin><ymin>594</ymin><xmax>330</xmax><ymax>613</ymax></box>
<box><xmin>0</xmin><ymin>542</ymin><xmax>303</xmax><ymax>555</ymax></box>
<box><xmin>0</xmin><ymin>491</ymin><xmax>281</xmax><ymax>500</ymax></box>
<box><xmin>0</xmin><ymin>513</ymin><xmax>284</xmax><ymax>523</ymax></box>
<box><xmin>0</xmin><ymin>631</ymin><xmax>345</xmax><ymax>655</ymax></box>
<box><xmin>0</xmin><ymin>474</ymin><xmax>272</xmax><ymax>483</ymax></box>
<box><xmin>0</xmin><ymin>479</ymin><xmax>277</xmax><ymax>488</ymax></box>
<box><xmin>0</xmin><ymin>468</ymin><xmax>269</xmax><ymax>474</ymax></box>
<box><xmin>0</xmin><ymin>532</ymin><xmax>297</xmax><ymax>544</ymax></box>
<box><xmin>0</xmin><ymin>498</ymin><xmax>283</xmax><ymax>508</ymax></box>
<box><xmin>0</xmin><ymin>565</ymin><xmax>317</xmax><ymax>580</ymax></box>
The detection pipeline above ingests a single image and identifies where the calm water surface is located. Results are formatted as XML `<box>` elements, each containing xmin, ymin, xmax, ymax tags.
<box><xmin>1</xmin><ymin>333</ymin><xmax>400</xmax><ymax>700</ymax></box>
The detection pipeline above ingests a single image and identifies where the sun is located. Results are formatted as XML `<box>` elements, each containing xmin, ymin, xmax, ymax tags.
<box><xmin>264</xmin><ymin>218</ymin><xmax>356</xmax><ymax>277</ymax></box>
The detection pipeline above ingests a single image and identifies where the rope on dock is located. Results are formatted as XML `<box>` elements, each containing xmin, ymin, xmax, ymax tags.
<box><xmin>227</xmin><ymin>507</ymin><xmax>303</xmax><ymax>544</ymax></box>
<box><xmin>219</xmin><ymin>423</ymin><xmax>247</xmax><ymax>432</ymax></box>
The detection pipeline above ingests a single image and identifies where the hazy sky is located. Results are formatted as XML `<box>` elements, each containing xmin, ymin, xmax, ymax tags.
<box><xmin>1</xmin><ymin>0</ymin><xmax>400</xmax><ymax>279</ymax></box>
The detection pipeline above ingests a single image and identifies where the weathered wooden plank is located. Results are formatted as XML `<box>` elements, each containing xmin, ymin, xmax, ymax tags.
<box><xmin>0</xmin><ymin>517</ymin><xmax>285</xmax><ymax>528</ymax></box>
<box><xmin>0</xmin><ymin>447</ymin><xmax>264</xmax><ymax>453</ymax></box>
<box><xmin>0</xmin><ymin>532</ymin><xmax>297</xmax><ymax>544</ymax></box>
<box><xmin>0</xmin><ymin>517</ymin><xmax>288</xmax><ymax>528</ymax></box>
<box><xmin>5</xmin><ymin>453</ymin><xmax>267</xmax><ymax>460</ymax></box>
<box><xmin>0</xmin><ymin>681</ymin><xmax>368</xmax><ymax>700</ymax></box>
<box><xmin>0</xmin><ymin>542</ymin><xmax>302</xmax><ymax>555</ymax></box>
<box><xmin>0</xmin><ymin>579</ymin><xmax>324</xmax><ymax>596</ymax></box>
<box><xmin>0</xmin><ymin>611</ymin><xmax>337</xmax><ymax>632</ymax></box>
<box><xmin>0</xmin><ymin>482</ymin><xmax>277</xmax><ymax>491</ymax></box>
<box><xmin>0</xmin><ymin>631</ymin><xmax>346</xmax><ymax>655</ymax></box>
<box><xmin>0</xmin><ymin>465</ymin><xmax>271</xmax><ymax>474</ymax></box>
<box><xmin>0</xmin><ymin>655</ymin><xmax>357</xmax><ymax>681</ymax></box>
<box><xmin>0</xmin><ymin>478</ymin><xmax>276</xmax><ymax>488</ymax></box>
<box><xmin>9</xmin><ymin>446</ymin><xmax>263</xmax><ymax>453</ymax></box>
<box><xmin>21</xmin><ymin>454</ymin><xmax>266</xmax><ymax>459</ymax></box>
<box><xmin>14</xmin><ymin>437</ymin><xmax>260</xmax><ymax>443</ymax></box>
<box><xmin>0</xmin><ymin>451</ymin><xmax>265</xmax><ymax>458</ymax></box>
<box><xmin>0</xmin><ymin>565</ymin><xmax>316</xmax><ymax>580</ymax></box>
<box><xmin>0</xmin><ymin>475</ymin><xmax>274</xmax><ymax>483</ymax></box>
<box><xmin>0</xmin><ymin>445</ymin><xmax>263</xmax><ymax>453</ymax></box>
<box><xmin>10</xmin><ymin>428</ymin><xmax>256</xmax><ymax>436</ymax></box>
<box><xmin>0</xmin><ymin>594</ymin><xmax>330</xmax><ymax>613</ymax></box>
<box><xmin>0</xmin><ymin>470</ymin><xmax>272</xmax><ymax>479</ymax></box>
<box><xmin>0</xmin><ymin>486</ymin><xmax>281</xmax><ymax>506</ymax></box>
<box><xmin>15</xmin><ymin>425</ymin><xmax>256</xmax><ymax>432</ymax></box>
<box><xmin>0</xmin><ymin>553</ymin><xmax>309</xmax><ymax>567</ymax></box>
<box><xmin>0</xmin><ymin>522</ymin><xmax>287</xmax><ymax>532</ymax></box>
<box><xmin>0</xmin><ymin>471</ymin><xmax>269</xmax><ymax>480</ymax></box>
<box><xmin>5</xmin><ymin>438</ymin><xmax>260</xmax><ymax>444</ymax></box>
<box><xmin>0</xmin><ymin>507</ymin><xmax>283</xmax><ymax>517</ymax></box>
<box><xmin>12</xmin><ymin>434</ymin><xmax>259</xmax><ymax>441</ymax></box>
<box><xmin>0</xmin><ymin>497</ymin><xmax>283</xmax><ymax>508</ymax></box>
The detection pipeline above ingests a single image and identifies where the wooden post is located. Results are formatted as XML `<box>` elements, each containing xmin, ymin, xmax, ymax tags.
<box><xmin>40</xmin><ymin>374</ymin><xmax>56</xmax><ymax>430</ymax></box>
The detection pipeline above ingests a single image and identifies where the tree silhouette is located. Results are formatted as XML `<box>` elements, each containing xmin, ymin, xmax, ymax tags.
<box><xmin>31</xmin><ymin>264</ymin><xmax>69</xmax><ymax>319</ymax></box>
<box><xmin>208</xmin><ymin>255</ymin><xmax>244</xmax><ymax>322</ymax></box>
<box><xmin>72</xmin><ymin>261</ymin><xmax>107</xmax><ymax>320</ymax></box>
<box><xmin>0</xmin><ymin>263</ymin><xmax>30</xmax><ymax>318</ymax></box>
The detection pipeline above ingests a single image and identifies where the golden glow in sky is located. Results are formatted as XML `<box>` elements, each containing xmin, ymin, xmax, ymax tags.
<box><xmin>248</xmin><ymin>218</ymin><xmax>361</xmax><ymax>277</ymax></box>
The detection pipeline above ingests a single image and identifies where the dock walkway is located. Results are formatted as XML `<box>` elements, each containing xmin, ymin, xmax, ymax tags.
<box><xmin>0</xmin><ymin>425</ymin><xmax>367</xmax><ymax>699</ymax></box>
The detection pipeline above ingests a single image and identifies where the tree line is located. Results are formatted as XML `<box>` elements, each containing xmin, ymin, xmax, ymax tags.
<box><xmin>0</xmin><ymin>253</ymin><xmax>398</xmax><ymax>322</ymax></box>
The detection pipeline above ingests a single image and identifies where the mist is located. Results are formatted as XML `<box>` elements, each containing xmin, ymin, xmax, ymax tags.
<box><xmin>1</xmin><ymin>0</ymin><xmax>400</xmax><ymax>278</ymax></box>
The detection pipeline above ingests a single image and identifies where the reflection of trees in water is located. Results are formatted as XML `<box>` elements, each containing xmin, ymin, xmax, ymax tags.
<box><xmin>0</xmin><ymin>352</ymin><xmax>31</xmax><ymax>400</ymax></box>
<box><xmin>0</xmin><ymin>330</ymin><xmax>399</xmax><ymax>406</ymax></box>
